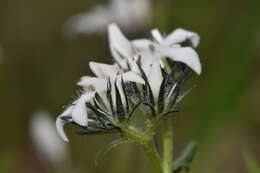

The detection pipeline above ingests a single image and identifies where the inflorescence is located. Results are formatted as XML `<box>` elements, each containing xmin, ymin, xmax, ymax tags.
<box><xmin>56</xmin><ymin>24</ymin><xmax>202</xmax><ymax>143</ymax></box>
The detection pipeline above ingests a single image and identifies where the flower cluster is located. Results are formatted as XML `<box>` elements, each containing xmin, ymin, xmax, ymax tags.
<box><xmin>56</xmin><ymin>24</ymin><xmax>201</xmax><ymax>142</ymax></box>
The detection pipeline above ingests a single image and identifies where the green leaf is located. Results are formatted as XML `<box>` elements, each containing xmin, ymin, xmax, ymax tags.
<box><xmin>95</xmin><ymin>138</ymin><xmax>128</xmax><ymax>164</ymax></box>
<box><xmin>244</xmin><ymin>150</ymin><xmax>260</xmax><ymax>173</ymax></box>
<box><xmin>173</xmin><ymin>141</ymin><xmax>198</xmax><ymax>173</ymax></box>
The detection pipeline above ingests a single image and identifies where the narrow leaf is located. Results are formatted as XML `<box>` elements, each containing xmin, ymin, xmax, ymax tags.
<box><xmin>173</xmin><ymin>141</ymin><xmax>198</xmax><ymax>173</ymax></box>
<box><xmin>95</xmin><ymin>138</ymin><xmax>128</xmax><ymax>164</ymax></box>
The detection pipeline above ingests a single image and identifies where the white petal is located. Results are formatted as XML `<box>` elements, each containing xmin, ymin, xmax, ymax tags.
<box><xmin>72</xmin><ymin>100</ymin><xmax>87</xmax><ymax>127</ymax></box>
<box><xmin>56</xmin><ymin>114</ymin><xmax>69</xmax><ymax>142</ymax></box>
<box><xmin>165</xmin><ymin>28</ymin><xmax>200</xmax><ymax>47</ymax></box>
<box><xmin>121</xmin><ymin>71</ymin><xmax>145</xmax><ymax>84</ymax></box>
<box><xmin>89</xmin><ymin>61</ymin><xmax>120</xmax><ymax>78</ymax></box>
<box><xmin>108</xmin><ymin>23</ymin><xmax>133</xmax><ymax>68</ymax></box>
<box><xmin>109</xmin><ymin>71</ymin><xmax>145</xmax><ymax>109</ymax></box>
<box><xmin>161</xmin><ymin>47</ymin><xmax>202</xmax><ymax>75</ymax></box>
<box><xmin>131</xmin><ymin>39</ymin><xmax>153</xmax><ymax>51</ymax></box>
<box><xmin>141</xmin><ymin>62</ymin><xmax>153</xmax><ymax>77</ymax></box>
<box><xmin>71</xmin><ymin>92</ymin><xmax>94</xmax><ymax>127</ymax></box>
<box><xmin>77</xmin><ymin>76</ymin><xmax>108</xmax><ymax>92</ymax></box>
<box><xmin>151</xmin><ymin>29</ymin><xmax>164</xmax><ymax>43</ymax></box>
<box><xmin>128</xmin><ymin>52</ymin><xmax>156</xmax><ymax>74</ymax></box>
<box><xmin>128</xmin><ymin>55</ymin><xmax>154</xmax><ymax>78</ymax></box>
<box><xmin>140</xmin><ymin>51</ymin><xmax>157</xmax><ymax>68</ymax></box>
<box><xmin>128</xmin><ymin>56</ymin><xmax>141</xmax><ymax>74</ymax></box>
<box><xmin>148</xmin><ymin>61</ymin><xmax>163</xmax><ymax>101</ymax></box>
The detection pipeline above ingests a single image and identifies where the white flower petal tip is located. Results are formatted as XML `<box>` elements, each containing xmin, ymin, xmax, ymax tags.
<box><xmin>77</xmin><ymin>76</ymin><xmax>107</xmax><ymax>92</ymax></box>
<box><xmin>121</xmin><ymin>71</ymin><xmax>145</xmax><ymax>84</ymax></box>
<box><xmin>181</xmin><ymin>48</ymin><xmax>201</xmax><ymax>75</ymax></box>
<box><xmin>71</xmin><ymin>92</ymin><xmax>94</xmax><ymax>127</ymax></box>
<box><xmin>108</xmin><ymin>23</ymin><xmax>133</xmax><ymax>66</ymax></box>
<box><xmin>89</xmin><ymin>61</ymin><xmax>119</xmax><ymax>78</ymax></box>
<box><xmin>196</xmin><ymin>63</ymin><xmax>202</xmax><ymax>75</ymax></box>
<box><xmin>127</xmin><ymin>56</ymin><xmax>140</xmax><ymax>74</ymax></box>
<box><xmin>166</xmin><ymin>28</ymin><xmax>200</xmax><ymax>47</ymax></box>
<box><xmin>132</xmin><ymin>39</ymin><xmax>154</xmax><ymax>51</ymax></box>
<box><xmin>163</xmin><ymin>47</ymin><xmax>202</xmax><ymax>75</ymax></box>
<box><xmin>56</xmin><ymin>116</ymin><xmax>69</xmax><ymax>143</ymax></box>
<box><xmin>151</xmin><ymin>29</ymin><xmax>164</xmax><ymax>43</ymax></box>
<box><xmin>108</xmin><ymin>23</ymin><xmax>118</xmax><ymax>31</ymax></box>
<box><xmin>148</xmin><ymin>61</ymin><xmax>163</xmax><ymax>100</ymax></box>
<box><xmin>71</xmin><ymin>105</ymin><xmax>88</xmax><ymax>127</ymax></box>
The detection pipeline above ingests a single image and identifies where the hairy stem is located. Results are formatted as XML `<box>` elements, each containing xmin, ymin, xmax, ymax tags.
<box><xmin>162</xmin><ymin>118</ymin><xmax>173</xmax><ymax>173</ymax></box>
<box><xmin>143</xmin><ymin>140</ymin><xmax>163</xmax><ymax>173</ymax></box>
<box><xmin>122</xmin><ymin>119</ymin><xmax>163</xmax><ymax>173</ymax></box>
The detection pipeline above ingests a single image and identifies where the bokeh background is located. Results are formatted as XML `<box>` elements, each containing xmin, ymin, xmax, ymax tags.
<box><xmin>0</xmin><ymin>0</ymin><xmax>260</xmax><ymax>172</ymax></box>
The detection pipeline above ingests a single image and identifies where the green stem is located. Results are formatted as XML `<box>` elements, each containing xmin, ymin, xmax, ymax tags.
<box><xmin>162</xmin><ymin>118</ymin><xmax>173</xmax><ymax>173</ymax></box>
<box><xmin>122</xmin><ymin>121</ymin><xmax>163</xmax><ymax>173</ymax></box>
<box><xmin>143</xmin><ymin>140</ymin><xmax>163</xmax><ymax>173</ymax></box>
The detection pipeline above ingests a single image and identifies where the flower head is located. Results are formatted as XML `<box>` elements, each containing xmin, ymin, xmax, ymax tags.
<box><xmin>108</xmin><ymin>24</ymin><xmax>202</xmax><ymax>74</ymax></box>
<box><xmin>56</xmin><ymin>24</ymin><xmax>202</xmax><ymax>142</ymax></box>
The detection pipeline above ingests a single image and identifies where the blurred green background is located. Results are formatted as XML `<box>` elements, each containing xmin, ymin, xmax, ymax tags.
<box><xmin>0</xmin><ymin>0</ymin><xmax>260</xmax><ymax>172</ymax></box>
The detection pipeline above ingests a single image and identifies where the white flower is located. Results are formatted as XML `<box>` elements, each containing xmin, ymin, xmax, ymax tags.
<box><xmin>108</xmin><ymin>24</ymin><xmax>202</xmax><ymax>75</ymax></box>
<box><xmin>30</xmin><ymin>111</ymin><xmax>68</xmax><ymax>164</ymax></box>
<box><xmin>63</xmin><ymin>0</ymin><xmax>151</xmax><ymax>36</ymax></box>
<box><xmin>151</xmin><ymin>28</ymin><xmax>200</xmax><ymax>48</ymax></box>
<box><xmin>56</xmin><ymin>61</ymin><xmax>145</xmax><ymax>142</ymax></box>
<box><xmin>148</xmin><ymin>61</ymin><xmax>163</xmax><ymax>102</ymax></box>
<box><xmin>56</xmin><ymin>23</ymin><xmax>202</xmax><ymax>142</ymax></box>
<box><xmin>108</xmin><ymin>24</ymin><xmax>135</xmax><ymax>68</ymax></box>
<box><xmin>78</xmin><ymin>61</ymin><xmax>145</xmax><ymax>92</ymax></box>
<box><xmin>150</xmin><ymin>28</ymin><xmax>201</xmax><ymax>74</ymax></box>
<box><xmin>107</xmin><ymin>24</ymin><xmax>202</xmax><ymax>105</ymax></box>
<box><xmin>78</xmin><ymin>61</ymin><xmax>145</xmax><ymax>114</ymax></box>
<box><xmin>56</xmin><ymin>92</ymin><xmax>95</xmax><ymax>142</ymax></box>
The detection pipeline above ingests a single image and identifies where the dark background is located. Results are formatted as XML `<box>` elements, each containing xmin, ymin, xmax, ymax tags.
<box><xmin>0</xmin><ymin>0</ymin><xmax>260</xmax><ymax>172</ymax></box>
